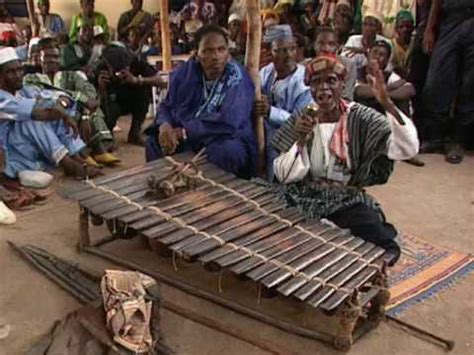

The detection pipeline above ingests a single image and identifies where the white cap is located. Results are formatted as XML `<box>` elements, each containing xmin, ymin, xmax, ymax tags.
<box><xmin>228</xmin><ymin>13</ymin><xmax>241</xmax><ymax>24</ymax></box>
<box><xmin>93</xmin><ymin>25</ymin><xmax>105</xmax><ymax>37</ymax></box>
<box><xmin>0</xmin><ymin>47</ymin><xmax>19</xmax><ymax>66</ymax></box>
<box><xmin>19</xmin><ymin>170</ymin><xmax>53</xmax><ymax>189</ymax></box>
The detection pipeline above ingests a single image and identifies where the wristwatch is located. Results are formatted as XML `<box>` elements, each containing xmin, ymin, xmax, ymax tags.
<box><xmin>58</xmin><ymin>97</ymin><xmax>71</xmax><ymax>109</ymax></box>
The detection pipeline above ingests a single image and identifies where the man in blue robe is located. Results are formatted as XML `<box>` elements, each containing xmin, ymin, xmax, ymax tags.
<box><xmin>255</xmin><ymin>25</ymin><xmax>313</xmax><ymax>180</ymax></box>
<box><xmin>145</xmin><ymin>25</ymin><xmax>257</xmax><ymax>178</ymax></box>
<box><xmin>0</xmin><ymin>47</ymin><xmax>99</xmax><ymax>179</ymax></box>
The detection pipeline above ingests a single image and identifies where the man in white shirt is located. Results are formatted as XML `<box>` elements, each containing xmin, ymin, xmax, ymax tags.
<box><xmin>271</xmin><ymin>55</ymin><xmax>420</xmax><ymax>265</ymax></box>
<box><xmin>355</xmin><ymin>40</ymin><xmax>424</xmax><ymax>166</ymax></box>
<box><xmin>342</xmin><ymin>12</ymin><xmax>391</xmax><ymax>71</ymax></box>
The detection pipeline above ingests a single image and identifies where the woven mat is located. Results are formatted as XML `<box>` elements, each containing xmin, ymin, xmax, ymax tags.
<box><xmin>387</xmin><ymin>233</ymin><xmax>473</xmax><ymax>316</ymax></box>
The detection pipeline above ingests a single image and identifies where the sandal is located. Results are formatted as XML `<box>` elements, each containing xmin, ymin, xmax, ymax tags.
<box><xmin>5</xmin><ymin>190</ymin><xmax>36</xmax><ymax>210</ymax></box>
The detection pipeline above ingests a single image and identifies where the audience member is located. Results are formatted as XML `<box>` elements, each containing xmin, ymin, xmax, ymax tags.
<box><xmin>256</xmin><ymin>24</ymin><xmax>313</xmax><ymax>179</ymax></box>
<box><xmin>61</xmin><ymin>25</ymin><xmax>93</xmax><ymax>72</ymax></box>
<box><xmin>227</xmin><ymin>13</ymin><xmax>244</xmax><ymax>62</ymax></box>
<box><xmin>145</xmin><ymin>25</ymin><xmax>257</xmax><ymax>178</ymax></box>
<box><xmin>24</xmin><ymin>47</ymin><xmax>119</xmax><ymax>166</ymax></box>
<box><xmin>96</xmin><ymin>45</ymin><xmax>165</xmax><ymax>146</ymax></box>
<box><xmin>117</xmin><ymin>0</ymin><xmax>154</xmax><ymax>43</ymax></box>
<box><xmin>391</xmin><ymin>9</ymin><xmax>415</xmax><ymax>79</ymax></box>
<box><xmin>0</xmin><ymin>47</ymin><xmax>100</xmax><ymax>179</ymax></box>
<box><xmin>355</xmin><ymin>41</ymin><xmax>423</xmax><ymax>166</ymax></box>
<box><xmin>35</xmin><ymin>0</ymin><xmax>66</xmax><ymax>37</ymax></box>
<box><xmin>421</xmin><ymin>0</ymin><xmax>474</xmax><ymax>164</ymax></box>
<box><xmin>69</xmin><ymin>0</ymin><xmax>108</xmax><ymax>43</ymax></box>
<box><xmin>313</xmin><ymin>26</ymin><xmax>356</xmax><ymax>101</ymax></box>
<box><xmin>333</xmin><ymin>0</ymin><xmax>354</xmax><ymax>46</ymax></box>
<box><xmin>342</xmin><ymin>11</ymin><xmax>390</xmax><ymax>71</ymax></box>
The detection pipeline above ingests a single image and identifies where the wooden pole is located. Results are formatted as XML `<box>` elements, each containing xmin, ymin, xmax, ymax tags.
<box><xmin>25</xmin><ymin>0</ymin><xmax>39</xmax><ymax>37</ymax></box>
<box><xmin>244</xmin><ymin>0</ymin><xmax>265</xmax><ymax>177</ymax></box>
<box><xmin>159</xmin><ymin>0</ymin><xmax>172</xmax><ymax>72</ymax></box>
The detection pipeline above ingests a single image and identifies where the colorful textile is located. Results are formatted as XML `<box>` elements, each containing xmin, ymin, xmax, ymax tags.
<box><xmin>145</xmin><ymin>59</ymin><xmax>257</xmax><ymax>178</ymax></box>
<box><xmin>305</xmin><ymin>55</ymin><xmax>347</xmax><ymax>82</ymax></box>
<box><xmin>69</xmin><ymin>12</ymin><xmax>109</xmax><ymax>42</ymax></box>
<box><xmin>387</xmin><ymin>234</ymin><xmax>474</xmax><ymax>316</ymax></box>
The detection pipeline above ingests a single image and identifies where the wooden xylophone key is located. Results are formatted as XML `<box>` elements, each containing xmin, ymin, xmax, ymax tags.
<box><xmin>116</xmin><ymin>179</ymin><xmax>235</xmax><ymax>225</ymax></box>
<box><xmin>115</xmin><ymin>172</ymin><xmax>239</xmax><ymax>225</ymax></box>
<box><xmin>197</xmin><ymin>212</ymin><xmax>306</xmax><ymax>264</ymax></box>
<box><xmin>70</xmin><ymin>158</ymin><xmax>172</xmax><ymax>200</ymax></box>
<box><xmin>143</xmin><ymin>186</ymin><xmax>271</xmax><ymax>239</ymax></box>
<box><xmin>165</xmin><ymin>209</ymin><xmax>271</xmax><ymax>252</ymax></box>
<box><xmin>245</xmin><ymin>230</ymin><xmax>354</xmax><ymax>282</ymax></box>
<box><xmin>155</xmin><ymin>191</ymin><xmax>279</xmax><ymax>247</ymax></box>
<box><xmin>96</xmin><ymin>165</ymin><xmax>231</xmax><ymax>208</ymax></box>
<box><xmin>88</xmin><ymin>190</ymin><xmax>150</xmax><ymax>215</ymax></box>
<box><xmin>168</xmin><ymin>199</ymin><xmax>292</xmax><ymax>254</ymax></box>
<box><xmin>297</xmin><ymin>240</ymin><xmax>372</xmax><ymax>308</ymax></box>
<box><xmin>177</xmin><ymin>207</ymin><xmax>303</xmax><ymax>258</ymax></box>
<box><xmin>73</xmin><ymin>157</ymin><xmax>217</xmax><ymax>202</ymax></box>
<box><xmin>130</xmin><ymin>183</ymin><xmax>262</xmax><ymax>231</ymax></box>
<box><xmin>260</xmin><ymin>237</ymin><xmax>365</xmax><ymax>290</ymax></box>
<box><xmin>317</xmin><ymin>247</ymin><xmax>386</xmax><ymax>312</ymax></box>
<box><xmin>292</xmin><ymin>238</ymin><xmax>375</xmax><ymax>302</ymax></box>
<box><xmin>201</xmin><ymin>220</ymin><xmax>323</xmax><ymax>267</ymax></box>
<box><xmin>230</xmin><ymin>227</ymin><xmax>345</xmax><ymax>276</ymax></box>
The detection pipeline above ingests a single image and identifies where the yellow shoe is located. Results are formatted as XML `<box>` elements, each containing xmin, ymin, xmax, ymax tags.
<box><xmin>93</xmin><ymin>153</ymin><xmax>121</xmax><ymax>166</ymax></box>
<box><xmin>84</xmin><ymin>156</ymin><xmax>103</xmax><ymax>168</ymax></box>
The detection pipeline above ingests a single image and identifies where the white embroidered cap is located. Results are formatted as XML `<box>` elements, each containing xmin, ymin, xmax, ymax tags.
<box><xmin>0</xmin><ymin>47</ymin><xmax>19</xmax><ymax>66</ymax></box>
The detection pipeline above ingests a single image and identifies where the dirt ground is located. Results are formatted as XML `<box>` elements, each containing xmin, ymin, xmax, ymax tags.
<box><xmin>0</xmin><ymin>121</ymin><xmax>473</xmax><ymax>355</ymax></box>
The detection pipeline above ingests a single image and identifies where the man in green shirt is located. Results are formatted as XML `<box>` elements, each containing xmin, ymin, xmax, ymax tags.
<box><xmin>25</xmin><ymin>47</ymin><xmax>120</xmax><ymax>166</ymax></box>
<box><xmin>61</xmin><ymin>25</ymin><xmax>93</xmax><ymax>72</ymax></box>
<box><xmin>69</xmin><ymin>0</ymin><xmax>108</xmax><ymax>43</ymax></box>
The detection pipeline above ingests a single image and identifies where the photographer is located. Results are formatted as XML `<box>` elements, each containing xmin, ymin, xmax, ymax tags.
<box><xmin>95</xmin><ymin>45</ymin><xmax>166</xmax><ymax>146</ymax></box>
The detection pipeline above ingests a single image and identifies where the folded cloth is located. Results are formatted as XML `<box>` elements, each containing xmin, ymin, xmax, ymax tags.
<box><xmin>18</xmin><ymin>170</ymin><xmax>53</xmax><ymax>189</ymax></box>
<box><xmin>0</xmin><ymin>201</ymin><xmax>16</xmax><ymax>225</ymax></box>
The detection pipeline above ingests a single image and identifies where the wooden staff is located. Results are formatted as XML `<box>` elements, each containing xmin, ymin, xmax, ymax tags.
<box><xmin>25</xmin><ymin>0</ymin><xmax>39</xmax><ymax>36</ymax></box>
<box><xmin>244</xmin><ymin>0</ymin><xmax>265</xmax><ymax>177</ymax></box>
<box><xmin>159</xmin><ymin>0</ymin><xmax>172</xmax><ymax>72</ymax></box>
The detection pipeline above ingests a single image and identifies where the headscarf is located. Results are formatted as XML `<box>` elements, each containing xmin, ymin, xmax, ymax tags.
<box><xmin>304</xmin><ymin>54</ymin><xmax>347</xmax><ymax>85</ymax></box>
<box><xmin>263</xmin><ymin>24</ymin><xmax>293</xmax><ymax>44</ymax></box>
<box><xmin>396</xmin><ymin>9</ymin><xmax>414</xmax><ymax>24</ymax></box>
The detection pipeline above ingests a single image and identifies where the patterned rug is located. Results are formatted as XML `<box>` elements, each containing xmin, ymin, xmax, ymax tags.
<box><xmin>386</xmin><ymin>234</ymin><xmax>474</xmax><ymax>316</ymax></box>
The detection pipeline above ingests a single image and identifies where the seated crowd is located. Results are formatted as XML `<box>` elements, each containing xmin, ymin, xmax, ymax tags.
<box><xmin>0</xmin><ymin>0</ymin><xmax>472</xmax><ymax>264</ymax></box>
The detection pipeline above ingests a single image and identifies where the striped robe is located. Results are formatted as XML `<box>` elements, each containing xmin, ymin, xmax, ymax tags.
<box><xmin>270</xmin><ymin>103</ymin><xmax>394</xmax><ymax>219</ymax></box>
